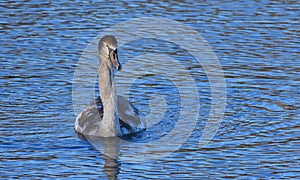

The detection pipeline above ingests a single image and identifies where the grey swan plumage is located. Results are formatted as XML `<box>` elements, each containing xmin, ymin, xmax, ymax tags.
<box><xmin>75</xmin><ymin>35</ymin><xmax>146</xmax><ymax>137</ymax></box>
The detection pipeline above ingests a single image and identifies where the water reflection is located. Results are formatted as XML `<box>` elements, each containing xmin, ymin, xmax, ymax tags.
<box><xmin>78</xmin><ymin>134</ymin><xmax>121</xmax><ymax>180</ymax></box>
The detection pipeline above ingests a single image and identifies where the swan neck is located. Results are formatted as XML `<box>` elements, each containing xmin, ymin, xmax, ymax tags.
<box><xmin>98</xmin><ymin>59</ymin><xmax>121</xmax><ymax>136</ymax></box>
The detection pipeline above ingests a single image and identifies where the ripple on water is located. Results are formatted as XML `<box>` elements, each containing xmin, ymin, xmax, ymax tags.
<box><xmin>0</xmin><ymin>0</ymin><xmax>299</xmax><ymax>179</ymax></box>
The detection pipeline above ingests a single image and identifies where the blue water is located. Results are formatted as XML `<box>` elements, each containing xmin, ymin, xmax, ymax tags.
<box><xmin>1</xmin><ymin>0</ymin><xmax>299</xmax><ymax>179</ymax></box>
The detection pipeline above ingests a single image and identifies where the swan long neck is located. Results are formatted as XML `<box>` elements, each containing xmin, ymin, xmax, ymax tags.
<box><xmin>98</xmin><ymin>57</ymin><xmax>121</xmax><ymax>137</ymax></box>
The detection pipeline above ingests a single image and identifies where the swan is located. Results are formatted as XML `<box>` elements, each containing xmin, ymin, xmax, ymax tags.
<box><xmin>75</xmin><ymin>35</ymin><xmax>146</xmax><ymax>137</ymax></box>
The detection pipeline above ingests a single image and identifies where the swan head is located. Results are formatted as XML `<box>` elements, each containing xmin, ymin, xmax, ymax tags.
<box><xmin>98</xmin><ymin>35</ymin><xmax>122</xmax><ymax>71</ymax></box>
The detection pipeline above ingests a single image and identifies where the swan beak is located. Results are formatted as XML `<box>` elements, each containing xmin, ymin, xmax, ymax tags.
<box><xmin>110</xmin><ymin>50</ymin><xmax>122</xmax><ymax>71</ymax></box>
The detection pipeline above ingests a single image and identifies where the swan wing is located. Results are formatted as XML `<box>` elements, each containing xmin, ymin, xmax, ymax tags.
<box><xmin>117</xmin><ymin>95</ymin><xmax>146</xmax><ymax>132</ymax></box>
<box><xmin>75</xmin><ymin>97</ymin><xmax>104</xmax><ymax>135</ymax></box>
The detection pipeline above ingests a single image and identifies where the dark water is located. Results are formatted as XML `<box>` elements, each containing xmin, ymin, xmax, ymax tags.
<box><xmin>1</xmin><ymin>0</ymin><xmax>299</xmax><ymax>179</ymax></box>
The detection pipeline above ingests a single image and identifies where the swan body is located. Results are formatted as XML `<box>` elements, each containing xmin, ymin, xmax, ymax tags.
<box><xmin>75</xmin><ymin>35</ymin><xmax>145</xmax><ymax>137</ymax></box>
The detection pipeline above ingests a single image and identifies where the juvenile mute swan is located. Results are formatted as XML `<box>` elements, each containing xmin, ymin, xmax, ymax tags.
<box><xmin>75</xmin><ymin>35</ymin><xmax>146</xmax><ymax>137</ymax></box>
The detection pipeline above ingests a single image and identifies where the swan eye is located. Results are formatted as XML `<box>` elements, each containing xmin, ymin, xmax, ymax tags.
<box><xmin>106</xmin><ymin>44</ymin><xmax>114</xmax><ymax>53</ymax></box>
<box><xmin>106</xmin><ymin>45</ymin><xmax>118</xmax><ymax>56</ymax></box>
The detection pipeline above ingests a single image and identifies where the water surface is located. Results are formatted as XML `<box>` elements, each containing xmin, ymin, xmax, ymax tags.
<box><xmin>0</xmin><ymin>0</ymin><xmax>299</xmax><ymax>179</ymax></box>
